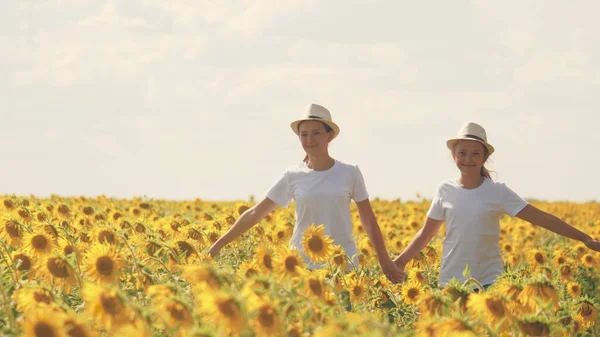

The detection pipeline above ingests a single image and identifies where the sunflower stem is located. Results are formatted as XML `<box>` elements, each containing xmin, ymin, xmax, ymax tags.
<box><xmin>0</xmin><ymin>272</ymin><xmax>16</xmax><ymax>330</ymax></box>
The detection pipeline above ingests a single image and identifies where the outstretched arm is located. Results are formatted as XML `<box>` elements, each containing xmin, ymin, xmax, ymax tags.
<box><xmin>394</xmin><ymin>217</ymin><xmax>444</xmax><ymax>268</ymax></box>
<box><xmin>516</xmin><ymin>204</ymin><xmax>600</xmax><ymax>252</ymax></box>
<box><xmin>356</xmin><ymin>199</ymin><xmax>405</xmax><ymax>283</ymax></box>
<box><xmin>207</xmin><ymin>198</ymin><xmax>279</xmax><ymax>257</ymax></box>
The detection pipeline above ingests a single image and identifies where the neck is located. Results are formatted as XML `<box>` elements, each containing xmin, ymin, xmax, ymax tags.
<box><xmin>306</xmin><ymin>154</ymin><xmax>334</xmax><ymax>171</ymax></box>
<box><xmin>458</xmin><ymin>174</ymin><xmax>484</xmax><ymax>189</ymax></box>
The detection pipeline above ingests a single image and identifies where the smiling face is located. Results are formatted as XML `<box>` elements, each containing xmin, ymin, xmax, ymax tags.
<box><xmin>452</xmin><ymin>140</ymin><xmax>488</xmax><ymax>177</ymax></box>
<box><xmin>298</xmin><ymin>120</ymin><xmax>333</xmax><ymax>156</ymax></box>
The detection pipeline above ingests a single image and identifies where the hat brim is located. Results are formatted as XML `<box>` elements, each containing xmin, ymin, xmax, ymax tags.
<box><xmin>290</xmin><ymin>119</ymin><xmax>340</xmax><ymax>140</ymax></box>
<box><xmin>447</xmin><ymin>137</ymin><xmax>495</xmax><ymax>155</ymax></box>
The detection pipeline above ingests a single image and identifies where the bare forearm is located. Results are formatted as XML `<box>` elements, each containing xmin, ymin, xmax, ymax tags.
<box><xmin>212</xmin><ymin>210</ymin><xmax>259</xmax><ymax>251</ymax></box>
<box><xmin>397</xmin><ymin>228</ymin><xmax>435</xmax><ymax>265</ymax></box>
<box><xmin>363</xmin><ymin>221</ymin><xmax>391</xmax><ymax>262</ymax></box>
<box><xmin>537</xmin><ymin>212</ymin><xmax>592</xmax><ymax>242</ymax></box>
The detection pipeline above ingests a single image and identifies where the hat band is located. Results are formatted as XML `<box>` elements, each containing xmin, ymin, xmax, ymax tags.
<box><xmin>464</xmin><ymin>134</ymin><xmax>485</xmax><ymax>142</ymax></box>
<box><xmin>308</xmin><ymin>115</ymin><xmax>323</xmax><ymax>119</ymax></box>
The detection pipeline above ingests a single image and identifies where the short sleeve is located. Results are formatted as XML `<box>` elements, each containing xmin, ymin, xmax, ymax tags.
<box><xmin>500</xmin><ymin>183</ymin><xmax>528</xmax><ymax>217</ymax></box>
<box><xmin>265</xmin><ymin>171</ymin><xmax>292</xmax><ymax>207</ymax></box>
<box><xmin>426</xmin><ymin>184</ymin><xmax>445</xmax><ymax>220</ymax></box>
<box><xmin>351</xmin><ymin>165</ymin><xmax>369</xmax><ymax>202</ymax></box>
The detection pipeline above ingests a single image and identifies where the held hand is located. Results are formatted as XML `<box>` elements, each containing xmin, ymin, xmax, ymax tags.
<box><xmin>393</xmin><ymin>256</ymin><xmax>407</xmax><ymax>270</ymax></box>
<box><xmin>380</xmin><ymin>258</ymin><xmax>406</xmax><ymax>284</ymax></box>
<box><xmin>584</xmin><ymin>238</ymin><xmax>600</xmax><ymax>252</ymax></box>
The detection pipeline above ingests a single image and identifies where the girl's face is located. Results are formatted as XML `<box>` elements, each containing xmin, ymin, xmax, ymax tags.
<box><xmin>298</xmin><ymin>120</ymin><xmax>332</xmax><ymax>155</ymax></box>
<box><xmin>453</xmin><ymin>140</ymin><xmax>487</xmax><ymax>176</ymax></box>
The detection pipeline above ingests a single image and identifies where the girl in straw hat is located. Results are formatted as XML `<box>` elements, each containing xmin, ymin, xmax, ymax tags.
<box><xmin>208</xmin><ymin>104</ymin><xmax>404</xmax><ymax>283</ymax></box>
<box><xmin>393</xmin><ymin>122</ymin><xmax>600</xmax><ymax>289</ymax></box>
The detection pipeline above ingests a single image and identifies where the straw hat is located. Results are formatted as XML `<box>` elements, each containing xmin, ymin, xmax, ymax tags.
<box><xmin>290</xmin><ymin>104</ymin><xmax>340</xmax><ymax>140</ymax></box>
<box><xmin>446</xmin><ymin>122</ymin><xmax>495</xmax><ymax>155</ymax></box>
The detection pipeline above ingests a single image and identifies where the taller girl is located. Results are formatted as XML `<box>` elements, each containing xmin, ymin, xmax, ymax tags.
<box><xmin>394</xmin><ymin>122</ymin><xmax>600</xmax><ymax>288</ymax></box>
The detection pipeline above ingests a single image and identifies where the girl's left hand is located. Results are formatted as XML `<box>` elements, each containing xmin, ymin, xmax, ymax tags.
<box><xmin>584</xmin><ymin>238</ymin><xmax>600</xmax><ymax>252</ymax></box>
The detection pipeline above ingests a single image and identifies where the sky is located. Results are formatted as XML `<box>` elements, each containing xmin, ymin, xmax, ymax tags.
<box><xmin>1</xmin><ymin>1</ymin><xmax>599</xmax><ymax>202</ymax></box>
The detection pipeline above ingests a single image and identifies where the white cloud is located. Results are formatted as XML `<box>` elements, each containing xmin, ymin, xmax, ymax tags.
<box><xmin>79</xmin><ymin>2</ymin><xmax>152</xmax><ymax>28</ymax></box>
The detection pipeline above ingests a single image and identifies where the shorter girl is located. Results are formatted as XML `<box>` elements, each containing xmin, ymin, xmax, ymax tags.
<box><xmin>394</xmin><ymin>122</ymin><xmax>600</xmax><ymax>288</ymax></box>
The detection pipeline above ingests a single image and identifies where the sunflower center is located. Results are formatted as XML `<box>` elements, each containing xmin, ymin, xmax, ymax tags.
<box><xmin>581</xmin><ymin>303</ymin><xmax>593</xmax><ymax>316</ymax></box>
<box><xmin>217</xmin><ymin>298</ymin><xmax>238</xmax><ymax>318</ymax></box>
<box><xmin>57</xmin><ymin>204</ymin><xmax>70</xmax><ymax>215</ymax></box>
<box><xmin>18</xmin><ymin>209</ymin><xmax>30</xmax><ymax>220</ymax></box>
<box><xmin>98</xmin><ymin>231</ymin><xmax>115</xmax><ymax>244</ymax></box>
<box><xmin>34</xmin><ymin>321</ymin><xmax>56</xmax><ymax>337</ymax></box>
<box><xmin>3</xmin><ymin>199</ymin><xmax>15</xmax><ymax>209</ymax></box>
<box><xmin>309</xmin><ymin>279</ymin><xmax>323</xmax><ymax>296</ymax></box>
<box><xmin>47</xmin><ymin>258</ymin><xmax>69</xmax><ymax>278</ymax></box>
<box><xmin>333</xmin><ymin>255</ymin><xmax>344</xmax><ymax>266</ymax></box>
<box><xmin>262</xmin><ymin>254</ymin><xmax>273</xmax><ymax>270</ymax></box>
<box><xmin>557</xmin><ymin>257</ymin><xmax>565</xmax><ymax>265</ymax></box>
<box><xmin>14</xmin><ymin>254</ymin><xmax>31</xmax><ymax>271</ymax></box>
<box><xmin>100</xmin><ymin>294</ymin><xmax>122</xmax><ymax>316</ymax></box>
<box><xmin>277</xmin><ymin>231</ymin><xmax>285</xmax><ymax>239</ymax></box>
<box><xmin>284</xmin><ymin>256</ymin><xmax>298</xmax><ymax>272</ymax></box>
<box><xmin>584</xmin><ymin>256</ymin><xmax>593</xmax><ymax>263</ymax></box>
<box><xmin>63</xmin><ymin>246</ymin><xmax>74</xmax><ymax>255</ymax></box>
<box><xmin>258</xmin><ymin>307</ymin><xmax>275</xmax><ymax>327</ymax></box>
<box><xmin>33</xmin><ymin>290</ymin><xmax>53</xmax><ymax>304</ymax></box>
<box><xmin>352</xmin><ymin>286</ymin><xmax>363</xmax><ymax>297</ymax></box>
<box><xmin>307</xmin><ymin>236</ymin><xmax>323</xmax><ymax>252</ymax></box>
<box><xmin>5</xmin><ymin>221</ymin><xmax>21</xmax><ymax>238</ymax></box>
<box><xmin>168</xmin><ymin>302</ymin><xmax>187</xmax><ymax>321</ymax></box>
<box><xmin>176</xmin><ymin>241</ymin><xmax>194</xmax><ymax>258</ymax></box>
<box><xmin>560</xmin><ymin>265</ymin><xmax>571</xmax><ymax>276</ymax></box>
<box><xmin>519</xmin><ymin>322</ymin><xmax>550</xmax><ymax>336</ymax></box>
<box><xmin>534</xmin><ymin>253</ymin><xmax>544</xmax><ymax>264</ymax></box>
<box><xmin>32</xmin><ymin>235</ymin><xmax>48</xmax><ymax>250</ymax></box>
<box><xmin>485</xmin><ymin>298</ymin><xmax>505</xmax><ymax>317</ymax></box>
<box><xmin>96</xmin><ymin>256</ymin><xmax>114</xmax><ymax>276</ymax></box>
<box><xmin>66</xmin><ymin>322</ymin><xmax>87</xmax><ymax>337</ymax></box>
<box><xmin>407</xmin><ymin>288</ymin><xmax>420</xmax><ymax>299</ymax></box>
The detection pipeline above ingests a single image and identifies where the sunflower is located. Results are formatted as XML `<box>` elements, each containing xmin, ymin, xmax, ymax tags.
<box><xmin>304</xmin><ymin>275</ymin><xmax>327</xmax><ymax>300</ymax></box>
<box><xmin>39</xmin><ymin>255</ymin><xmax>78</xmax><ymax>292</ymax></box>
<box><xmin>251</xmin><ymin>301</ymin><xmax>283</xmax><ymax>337</ymax></box>
<box><xmin>408</xmin><ymin>267</ymin><xmax>427</xmax><ymax>285</ymax></box>
<box><xmin>1</xmin><ymin>218</ymin><xmax>23</xmax><ymax>244</ymax></box>
<box><xmin>520</xmin><ymin>278</ymin><xmax>560</xmax><ymax>312</ymax></box>
<box><xmin>82</xmin><ymin>283</ymin><xmax>133</xmax><ymax>331</ymax></box>
<box><xmin>567</xmin><ymin>282</ymin><xmax>581</xmax><ymax>298</ymax></box>
<box><xmin>85</xmin><ymin>244</ymin><xmax>123</xmax><ymax>284</ymax></box>
<box><xmin>63</xmin><ymin>315</ymin><xmax>98</xmax><ymax>337</ymax></box>
<box><xmin>22</xmin><ymin>229</ymin><xmax>55</xmax><ymax>257</ymax></box>
<box><xmin>2</xmin><ymin>197</ymin><xmax>17</xmax><ymax>210</ymax></box>
<box><xmin>401</xmin><ymin>280</ymin><xmax>423</xmax><ymax>305</ymax></box>
<box><xmin>254</xmin><ymin>244</ymin><xmax>275</xmax><ymax>272</ymax></box>
<box><xmin>552</xmin><ymin>250</ymin><xmax>570</xmax><ymax>267</ymax></box>
<box><xmin>581</xmin><ymin>253</ymin><xmax>598</xmax><ymax>268</ymax></box>
<box><xmin>330</xmin><ymin>244</ymin><xmax>349</xmax><ymax>271</ymax></box>
<box><xmin>441</xmin><ymin>281</ymin><xmax>472</xmax><ymax>312</ymax></box>
<box><xmin>22</xmin><ymin>309</ymin><xmax>67</xmax><ymax>337</ymax></box>
<box><xmin>301</xmin><ymin>224</ymin><xmax>334</xmax><ymax>263</ymax></box>
<box><xmin>155</xmin><ymin>298</ymin><xmax>195</xmax><ymax>329</ymax></box>
<box><xmin>418</xmin><ymin>291</ymin><xmax>447</xmax><ymax>317</ymax></box>
<box><xmin>517</xmin><ymin>316</ymin><xmax>552</xmax><ymax>337</ymax></box>
<box><xmin>91</xmin><ymin>226</ymin><xmax>119</xmax><ymax>245</ymax></box>
<box><xmin>12</xmin><ymin>250</ymin><xmax>34</xmax><ymax>272</ymax></box>
<box><xmin>13</xmin><ymin>286</ymin><xmax>57</xmax><ymax>313</ymax></box>
<box><xmin>347</xmin><ymin>276</ymin><xmax>369</xmax><ymax>303</ymax></box>
<box><xmin>467</xmin><ymin>293</ymin><xmax>511</xmax><ymax>331</ymax></box>
<box><xmin>575</xmin><ymin>300</ymin><xmax>597</xmax><ymax>327</ymax></box>
<box><xmin>558</xmin><ymin>264</ymin><xmax>574</xmax><ymax>281</ymax></box>
<box><xmin>200</xmin><ymin>291</ymin><xmax>247</xmax><ymax>335</ymax></box>
<box><xmin>273</xmin><ymin>246</ymin><xmax>306</xmax><ymax>279</ymax></box>
<box><xmin>238</xmin><ymin>260</ymin><xmax>261</xmax><ymax>279</ymax></box>
<box><xmin>527</xmin><ymin>248</ymin><xmax>547</xmax><ymax>268</ymax></box>
<box><xmin>181</xmin><ymin>264</ymin><xmax>222</xmax><ymax>291</ymax></box>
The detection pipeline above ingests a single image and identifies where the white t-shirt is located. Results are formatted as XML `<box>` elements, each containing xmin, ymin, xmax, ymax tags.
<box><xmin>266</xmin><ymin>159</ymin><xmax>369</xmax><ymax>268</ymax></box>
<box><xmin>427</xmin><ymin>178</ymin><xmax>528</xmax><ymax>286</ymax></box>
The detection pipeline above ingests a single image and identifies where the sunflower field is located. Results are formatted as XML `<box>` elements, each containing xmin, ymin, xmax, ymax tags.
<box><xmin>0</xmin><ymin>195</ymin><xmax>598</xmax><ymax>337</ymax></box>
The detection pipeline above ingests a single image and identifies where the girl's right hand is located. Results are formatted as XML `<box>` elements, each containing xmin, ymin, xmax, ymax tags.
<box><xmin>584</xmin><ymin>238</ymin><xmax>600</xmax><ymax>252</ymax></box>
<box><xmin>207</xmin><ymin>244</ymin><xmax>221</xmax><ymax>258</ymax></box>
